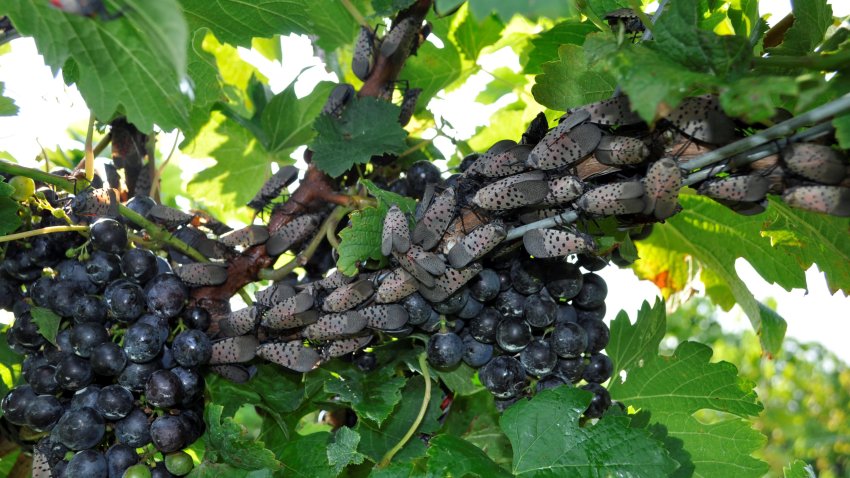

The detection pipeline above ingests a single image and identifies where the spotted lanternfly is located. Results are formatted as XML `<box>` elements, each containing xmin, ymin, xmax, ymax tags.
<box><xmin>322</xmin><ymin>83</ymin><xmax>356</xmax><ymax>116</ymax></box>
<box><xmin>322</xmin><ymin>335</ymin><xmax>373</xmax><ymax>360</ymax></box>
<box><xmin>257</xmin><ymin>341</ymin><xmax>322</xmax><ymax>373</ymax></box>
<box><xmin>375</xmin><ymin>267</ymin><xmax>418</xmax><ymax>303</ymax></box>
<box><xmin>322</xmin><ymin>279</ymin><xmax>374</xmax><ymax>312</ymax></box>
<box><xmin>576</xmin><ymin>180</ymin><xmax>645</xmax><ymax>215</ymax></box>
<box><xmin>522</xmin><ymin>228</ymin><xmax>595</xmax><ymax>258</ymax></box>
<box><xmin>398</xmin><ymin>87</ymin><xmax>422</xmax><ymax>126</ymax></box>
<box><xmin>352</xmin><ymin>25</ymin><xmax>378</xmax><ymax>81</ymax></box>
<box><xmin>472</xmin><ymin>171</ymin><xmax>550</xmax><ymax>210</ymax></box>
<box><xmin>219</xmin><ymin>307</ymin><xmax>259</xmax><ymax>337</ymax></box>
<box><xmin>419</xmin><ymin>263</ymin><xmax>483</xmax><ymax>303</ymax></box>
<box><xmin>317</xmin><ymin>269</ymin><xmax>355</xmax><ymax>290</ymax></box>
<box><xmin>71</xmin><ymin>187</ymin><xmax>119</xmax><ymax>220</ymax></box>
<box><xmin>698</xmin><ymin>175</ymin><xmax>769</xmax><ymax>202</ymax></box>
<box><xmin>667</xmin><ymin>95</ymin><xmax>736</xmax><ymax>145</ymax></box>
<box><xmin>782</xmin><ymin>185</ymin><xmax>850</xmax><ymax>217</ymax></box>
<box><xmin>255</xmin><ymin>282</ymin><xmax>296</xmax><ymax>307</ymax></box>
<box><xmin>359</xmin><ymin>304</ymin><xmax>409</xmax><ymax>330</ymax></box>
<box><xmin>380</xmin><ymin>17</ymin><xmax>419</xmax><ymax>58</ymax></box>
<box><xmin>604</xmin><ymin>8</ymin><xmax>645</xmax><ymax>33</ymax></box>
<box><xmin>303</xmin><ymin>311</ymin><xmax>368</xmax><ymax>340</ymax></box>
<box><xmin>447</xmin><ymin>222</ymin><xmax>507</xmax><ymax>268</ymax></box>
<box><xmin>527</xmin><ymin>119</ymin><xmax>599</xmax><ymax>171</ymax></box>
<box><xmin>261</xmin><ymin>291</ymin><xmax>315</xmax><ymax>327</ymax></box>
<box><xmin>783</xmin><ymin>143</ymin><xmax>847</xmax><ymax>185</ymax></box>
<box><xmin>541</xmin><ymin>175</ymin><xmax>584</xmax><ymax>205</ymax></box>
<box><xmin>571</xmin><ymin>96</ymin><xmax>643</xmax><ymax>126</ymax></box>
<box><xmin>247</xmin><ymin>165</ymin><xmax>299</xmax><ymax>211</ymax></box>
<box><xmin>408</xmin><ymin>244</ymin><xmax>446</xmax><ymax>275</ymax></box>
<box><xmin>413</xmin><ymin>187</ymin><xmax>456</xmax><ymax>250</ymax></box>
<box><xmin>219</xmin><ymin>225</ymin><xmax>270</xmax><ymax>248</ymax></box>
<box><xmin>522</xmin><ymin>112</ymin><xmax>550</xmax><ymax>146</ymax></box>
<box><xmin>134</xmin><ymin>166</ymin><xmax>152</xmax><ymax>197</ymax></box>
<box><xmin>175</xmin><ymin>262</ymin><xmax>228</xmax><ymax>287</ymax></box>
<box><xmin>209</xmin><ymin>335</ymin><xmax>259</xmax><ymax>365</ymax></box>
<box><xmin>642</xmin><ymin>158</ymin><xmax>682</xmax><ymax>220</ymax></box>
<box><xmin>594</xmin><ymin>135</ymin><xmax>650</xmax><ymax>166</ymax></box>
<box><xmin>266</xmin><ymin>214</ymin><xmax>321</xmax><ymax>256</ymax></box>
<box><xmin>382</xmin><ymin>204</ymin><xmax>411</xmax><ymax>256</ymax></box>
<box><xmin>31</xmin><ymin>441</ymin><xmax>51</xmax><ymax>478</ymax></box>
<box><xmin>465</xmin><ymin>144</ymin><xmax>532</xmax><ymax>178</ymax></box>
<box><xmin>149</xmin><ymin>204</ymin><xmax>194</xmax><ymax>228</ymax></box>
<box><xmin>210</xmin><ymin>364</ymin><xmax>256</xmax><ymax>383</ymax></box>
<box><xmin>393</xmin><ymin>249</ymin><xmax>436</xmax><ymax>287</ymax></box>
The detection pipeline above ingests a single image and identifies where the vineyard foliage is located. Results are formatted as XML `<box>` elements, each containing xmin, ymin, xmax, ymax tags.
<box><xmin>0</xmin><ymin>0</ymin><xmax>848</xmax><ymax>477</ymax></box>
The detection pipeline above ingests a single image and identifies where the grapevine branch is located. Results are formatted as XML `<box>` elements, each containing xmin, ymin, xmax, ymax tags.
<box><xmin>377</xmin><ymin>353</ymin><xmax>431</xmax><ymax>468</ymax></box>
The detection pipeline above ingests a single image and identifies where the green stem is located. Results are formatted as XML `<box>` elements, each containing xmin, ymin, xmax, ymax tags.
<box><xmin>377</xmin><ymin>353</ymin><xmax>431</xmax><ymax>468</ymax></box>
<box><xmin>0</xmin><ymin>225</ymin><xmax>89</xmax><ymax>243</ymax></box>
<box><xmin>341</xmin><ymin>0</ymin><xmax>367</xmax><ymax>27</ymax></box>
<box><xmin>84</xmin><ymin>114</ymin><xmax>96</xmax><ymax>181</ymax></box>
<box><xmin>0</xmin><ymin>160</ymin><xmax>79</xmax><ymax>191</ymax></box>
<box><xmin>752</xmin><ymin>49</ymin><xmax>850</xmax><ymax>71</ymax></box>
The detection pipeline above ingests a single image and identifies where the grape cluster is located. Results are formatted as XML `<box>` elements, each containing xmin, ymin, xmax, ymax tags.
<box><xmin>1</xmin><ymin>186</ymin><xmax>210</xmax><ymax>477</ymax></box>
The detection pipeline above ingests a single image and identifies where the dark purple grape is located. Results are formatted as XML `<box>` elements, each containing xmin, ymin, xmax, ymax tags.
<box><xmin>457</xmin><ymin>296</ymin><xmax>484</xmax><ymax>319</ymax></box>
<box><xmin>150</xmin><ymin>415</ymin><xmax>187</xmax><ymax>453</ymax></box>
<box><xmin>96</xmin><ymin>385</ymin><xmax>134</xmax><ymax>420</ymax></box>
<box><xmin>124</xmin><ymin>322</ymin><xmax>165</xmax><ymax>363</ymax></box>
<box><xmin>56</xmin><ymin>259</ymin><xmax>99</xmax><ymax>294</ymax></box>
<box><xmin>551</xmin><ymin>322</ymin><xmax>588</xmax><ymax>358</ymax></box>
<box><xmin>29</xmin><ymin>235</ymin><xmax>63</xmax><ymax>267</ymax></box>
<box><xmin>171</xmin><ymin>330</ymin><xmax>212</xmax><ymax>368</ymax></box>
<box><xmin>137</xmin><ymin>314</ymin><xmax>170</xmax><ymax>343</ymax></box>
<box><xmin>145</xmin><ymin>273</ymin><xmax>188</xmax><ymax>319</ymax></box>
<box><xmin>479</xmin><ymin>356</ymin><xmax>526</xmax><ymax>399</ymax></box>
<box><xmin>179</xmin><ymin>408</ymin><xmax>205</xmax><ymax>443</ymax></box>
<box><xmin>577</xmin><ymin>253</ymin><xmax>608</xmax><ymax>272</ymax></box>
<box><xmin>576</xmin><ymin>303</ymin><xmax>606</xmax><ymax>322</ymax></box>
<box><xmin>22</xmin><ymin>353</ymin><xmax>48</xmax><ymax>382</ymax></box>
<box><xmin>433</xmin><ymin>289</ymin><xmax>468</xmax><ymax>315</ymax></box>
<box><xmin>405</xmin><ymin>160</ymin><xmax>441</xmax><ymax>199</ymax></box>
<box><xmin>25</xmin><ymin>394</ymin><xmax>64</xmax><ymax>431</ymax></box>
<box><xmin>1</xmin><ymin>385</ymin><xmax>37</xmax><ymax>425</ymax></box>
<box><xmin>418</xmin><ymin>310</ymin><xmax>442</xmax><ymax>333</ymax></box>
<box><xmin>160</xmin><ymin>345</ymin><xmax>177</xmax><ymax>370</ymax></box>
<box><xmin>73</xmin><ymin>295</ymin><xmax>108</xmax><ymax>324</ymax></box>
<box><xmin>581</xmin><ymin>383</ymin><xmax>611</xmax><ymax>418</ymax></box>
<box><xmin>122</xmin><ymin>248</ymin><xmax>158</xmax><ymax>284</ymax></box>
<box><xmin>85</xmin><ymin>251</ymin><xmax>122</xmax><ymax>286</ymax></box>
<box><xmin>50</xmin><ymin>281</ymin><xmax>84</xmax><ymax>317</ymax></box>
<box><xmin>496</xmin><ymin>269</ymin><xmax>511</xmax><ymax>291</ymax></box>
<box><xmin>90</xmin><ymin>218</ymin><xmax>127</xmax><ymax>254</ymax></box>
<box><xmin>0</xmin><ymin>276</ymin><xmax>18</xmax><ymax>311</ymax></box>
<box><xmin>114</xmin><ymin>409</ymin><xmax>151</xmax><ymax>448</ymax></box>
<box><xmin>462</xmin><ymin>334</ymin><xmax>493</xmax><ymax>367</ymax></box>
<box><xmin>582</xmin><ymin>353</ymin><xmax>613</xmax><ymax>383</ymax></box>
<box><xmin>69</xmin><ymin>385</ymin><xmax>102</xmax><ymax>410</ymax></box>
<box><xmin>573</xmin><ymin>273</ymin><xmax>607</xmax><ymax>309</ymax></box>
<box><xmin>2</xmin><ymin>247</ymin><xmax>41</xmax><ymax>282</ymax></box>
<box><xmin>70</xmin><ymin>323</ymin><xmax>109</xmax><ymax>358</ymax></box>
<box><xmin>403</xmin><ymin>293</ymin><xmax>433</xmax><ymax>325</ymax></box>
<box><xmin>469</xmin><ymin>269</ymin><xmax>500</xmax><ymax>302</ymax></box>
<box><xmin>155</xmin><ymin>257</ymin><xmax>172</xmax><ymax>275</ymax></box>
<box><xmin>30</xmin><ymin>365</ymin><xmax>61</xmax><ymax>395</ymax></box>
<box><xmin>145</xmin><ymin>370</ymin><xmax>183</xmax><ymax>409</ymax></box>
<box><xmin>523</xmin><ymin>293</ymin><xmax>557</xmax><ymax>328</ymax></box>
<box><xmin>494</xmin><ymin>288</ymin><xmax>525</xmax><ymax>319</ymax></box>
<box><xmin>536</xmin><ymin>375</ymin><xmax>567</xmax><ymax>392</ymax></box>
<box><xmin>104</xmin><ymin>279</ymin><xmax>145</xmax><ymax>322</ymax></box>
<box><xmin>55</xmin><ymin>328</ymin><xmax>73</xmax><ymax>354</ymax></box>
<box><xmin>90</xmin><ymin>341</ymin><xmax>127</xmax><ymax>376</ymax></box>
<box><xmin>495</xmin><ymin>318</ymin><xmax>532</xmax><ymax>353</ymax></box>
<box><xmin>427</xmin><ymin>332</ymin><xmax>464</xmax><ymax>368</ymax></box>
<box><xmin>118</xmin><ymin>361</ymin><xmax>161</xmax><ymax>392</ymax></box>
<box><xmin>150</xmin><ymin>462</ymin><xmax>175</xmax><ymax>478</ymax></box>
<box><xmin>171</xmin><ymin>367</ymin><xmax>204</xmax><ymax>405</ymax></box>
<box><xmin>354</xmin><ymin>353</ymin><xmax>377</xmax><ymax>373</ymax></box>
<box><xmin>546</xmin><ymin>262</ymin><xmax>583</xmax><ymax>300</ymax></box>
<box><xmin>55</xmin><ymin>354</ymin><xmax>94</xmax><ymax>391</ymax></box>
<box><xmin>555</xmin><ymin>303</ymin><xmax>577</xmax><ymax>324</ymax></box>
<box><xmin>63</xmin><ymin>449</ymin><xmax>107</xmax><ymax>478</ymax></box>
<box><xmin>182</xmin><ymin>307</ymin><xmax>210</xmax><ymax>331</ymax></box>
<box><xmin>106</xmin><ymin>443</ymin><xmax>139</xmax><ymax>478</ymax></box>
<box><xmin>29</xmin><ymin>276</ymin><xmax>55</xmax><ymax>307</ymax></box>
<box><xmin>520</xmin><ymin>339</ymin><xmax>557</xmax><ymax>377</ymax></box>
<box><xmin>553</xmin><ymin>357</ymin><xmax>586</xmax><ymax>383</ymax></box>
<box><xmin>458</xmin><ymin>153</ymin><xmax>479</xmax><ymax>172</ymax></box>
<box><xmin>510</xmin><ymin>259</ymin><xmax>545</xmax><ymax>295</ymax></box>
<box><xmin>468</xmin><ymin>308</ymin><xmax>501</xmax><ymax>344</ymax></box>
<box><xmin>579</xmin><ymin>319</ymin><xmax>610</xmax><ymax>353</ymax></box>
<box><xmin>55</xmin><ymin>406</ymin><xmax>105</xmax><ymax>450</ymax></box>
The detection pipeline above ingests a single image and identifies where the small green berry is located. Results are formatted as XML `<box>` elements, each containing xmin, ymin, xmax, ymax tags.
<box><xmin>165</xmin><ymin>450</ymin><xmax>194</xmax><ymax>476</ymax></box>
<box><xmin>8</xmin><ymin>176</ymin><xmax>35</xmax><ymax>201</ymax></box>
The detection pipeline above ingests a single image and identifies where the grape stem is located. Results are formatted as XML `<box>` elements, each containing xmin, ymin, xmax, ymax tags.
<box><xmin>0</xmin><ymin>225</ymin><xmax>89</xmax><ymax>243</ymax></box>
<box><xmin>377</xmin><ymin>353</ymin><xmax>431</xmax><ymax>468</ymax></box>
<box><xmin>341</xmin><ymin>0</ymin><xmax>367</xmax><ymax>27</ymax></box>
<box><xmin>84</xmin><ymin>113</ymin><xmax>95</xmax><ymax>181</ymax></box>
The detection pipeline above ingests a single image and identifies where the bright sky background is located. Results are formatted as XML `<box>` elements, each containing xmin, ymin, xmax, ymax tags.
<box><xmin>0</xmin><ymin>2</ymin><xmax>848</xmax><ymax>361</ymax></box>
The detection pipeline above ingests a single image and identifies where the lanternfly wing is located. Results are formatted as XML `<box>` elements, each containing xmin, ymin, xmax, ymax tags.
<box><xmin>642</xmin><ymin>158</ymin><xmax>682</xmax><ymax>220</ymax></box>
<box><xmin>667</xmin><ymin>95</ymin><xmax>736</xmax><ymax>145</ymax></box>
<box><xmin>359</xmin><ymin>304</ymin><xmax>409</xmax><ymax>330</ymax></box>
<box><xmin>375</xmin><ymin>267</ymin><xmax>419</xmax><ymax>303</ymax></box>
<box><xmin>210</xmin><ymin>364</ymin><xmax>256</xmax><ymax>383</ymax></box>
<box><xmin>783</xmin><ymin>143</ymin><xmax>846</xmax><ymax>185</ymax></box>
<box><xmin>219</xmin><ymin>307</ymin><xmax>259</xmax><ymax>337</ymax></box>
<box><xmin>698</xmin><ymin>175</ymin><xmax>769</xmax><ymax>202</ymax></box>
<box><xmin>303</xmin><ymin>312</ymin><xmax>368</xmax><ymax>340</ymax></box>
<box><xmin>219</xmin><ymin>225</ymin><xmax>270</xmax><ymax>248</ymax></box>
<box><xmin>149</xmin><ymin>204</ymin><xmax>194</xmax><ymax>228</ymax></box>
<box><xmin>541</xmin><ymin>175</ymin><xmax>584</xmax><ymax>205</ymax></box>
<box><xmin>382</xmin><ymin>204</ymin><xmax>411</xmax><ymax>256</ymax></box>
<box><xmin>576</xmin><ymin>180</ymin><xmax>645</xmax><ymax>215</ymax></box>
<box><xmin>322</xmin><ymin>336</ymin><xmax>373</xmax><ymax>360</ymax></box>
<box><xmin>782</xmin><ymin>185</ymin><xmax>850</xmax><ymax>217</ymax></box>
<box><xmin>175</xmin><ymin>263</ymin><xmax>229</xmax><ymax>287</ymax></box>
<box><xmin>523</xmin><ymin>228</ymin><xmax>595</xmax><ymax>259</ymax></box>
<box><xmin>412</xmin><ymin>187</ymin><xmax>456</xmax><ymax>250</ymax></box>
<box><xmin>352</xmin><ymin>25</ymin><xmax>377</xmax><ymax>81</ymax></box>
<box><xmin>472</xmin><ymin>171</ymin><xmax>550</xmax><ymax>210</ymax></box>
<box><xmin>266</xmin><ymin>214</ymin><xmax>321</xmax><ymax>256</ymax></box>
<box><xmin>257</xmin><ymin>341</ymin><xmax>322</xmax><ymax>373</ymax></box>
<box><xmin>447</xmin><ymin>222</ymin><xmax>507</xmax><ymax>269</ymax></box>
<box><xmin>247</xmin><ymin>165</ymin><xmax>299</xmax><ymax>210</ymax></box>
<box><xmin>322</xmin><ymin>280</ymin><xmax>374</xmax><ymax>312</ymax></box>
<box><xmin>209</xmin><ymin>335</ymin><xmax>259</xmax><ymax>364</ymax></box>
<box><xmin>419</xmin><ymin>263</ymin><xmax>483</xmax><ymax>302</ymax></box>
<box><xmin>594</xmin><ymin>135</ymin><xmax>650</xmax><ymax>165</ymax></box>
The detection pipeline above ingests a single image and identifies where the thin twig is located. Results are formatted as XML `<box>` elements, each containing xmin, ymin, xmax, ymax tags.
<box><xmin>341</xmin><ymin>0</ymin><xmax>368</xmax><ymax>27</ymax></box>
<box><xmin>84</xmin><ymin>113</ymin><xmax>96</xmax><ymax>181</ymax></box>
<box><xmin>0</xmin><ymin>225</ymin><xmax>89</xmax><ymax>243</ymax></box>
<box><xmin>377</xmin><ymin>353</ymin><xmax>431</xmax><ymax>468</ymax></box>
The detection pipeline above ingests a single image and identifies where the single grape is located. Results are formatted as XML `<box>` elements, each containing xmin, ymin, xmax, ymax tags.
<box><xmin>136</xmin><ymin>314</ymin><xmax>170</xmax><ymax>343</ymax></box>
<box><xmin>29</xmin><ymin>276</ymin><xmax>55</xmax><ymax>308</ymax></box>
<box><xmin>510</xmin><ymin>258</ymin><xmax>546</xmax><ymax>295</ymax></box>
<box><xmin>30</xmin><ymin>365</ymin><xmax>61</xmax><ymax>395</ymax></box>
<box><xmin>70</xmin><ymin>323</ymin><xmax>109</xmax><ymax>358</ymax></box>
<box><xmin>150</xmin><ymin>415</ymin><xmax>187</xmax><ymax>453</ymax></box>
<box><xmin>555</xmin><ymin>303</ymin><xmax>577</xmax><ymax>325</ymax></box>
<box><xmin>576</xmin><ymin>253</ymin><xmax>608</xmax><ymax>272</ymax></box>
<box><xmin>581</xmin><ymin>383</ymin><xmax>612</xmax><ymax>418</ymax></box>
<box><xmin>144</xmin><ymin>273</ymin><xmax>188</xmax><ymax>319</ymax></box>
<box><xmin>9</xmin><ymin>175</ymin><xmax>35</xmax><ymax>201</ymax></box>
<box><xmin>55</xmin><ymin>353</ymin><xmax>94</xmax><ymax>391</ymax></box>
<box><xmin>49</xmin><ymin>281</ymin><xmax>84</xmax><ymax>317</ymax></box>
<box><xmin>63</xmin><ymin>449</ymin><xmax>107</xmax><ymax>478</ymax></box>
<box><xmin>90</xmin><ymin>341</ymin><xmax>128</xmax><ymax>376</ymax></box>
<box><xmin>171</xmin><ymin>330</ymin><xmax>212</xmax><ymax>368</ymax></box>
<box><xmin>96</xmin><ymin>384</ymin><xmax>135</xmax><ymax>420</ymax></box>
<box><xmin>582</xmin><ymin>353</ymin><xmax>613</xmax><ymax>383</ymax></box>
<box><xmin>462</xmin><ymin>334</ymin><xmax>493</xmax><ymax>367</ymax></box>
<box><xmin>433</xmin><ymin>289</ymin><xmax>468</xmax><ymax>315</ymax></box>
<box><xmin>523</xmin><ymin>294</ymin><xmax>557</xmax><ymax>328</ymax></box>
<box><xmin>468</xmin><ymin>308</ymin><xmax>501</xmax><ymax>344</ymax></box>
<box><xmin>125</xmin><ymin>195</ymin><xmax>156</xmax><ymax>223</ymax></box>
<box><xmin>496</xmin><ymin>269</ymin><xmax>511</xmax><ymax>291</ymax></box>
<box><xmin>553</xmin><ymin>357</ymin><xmax>586</xmax><ymax>383</ymax></box>
<box><xmin>469</xmin><ymin>269</ymin><xmax>500</xmax><ymax>302</ymax></box>
<box><xmin>403</xmin><ymin>293</ymin><xmax>434</xmax><ymax>326</ymax></box>
<box><xmin>171</xmin><ymin>367</ymin><xmax>204</xmax><ymax>405</ymax></box>
<box><xmin>73</xmin><ymin>295</ymin><xmax>108</xmax><ymax>324</ymax></box>
<box><xmin>182</xmin><ymin>307</ymin><xmax>210</xmax><ymax>331</ymax></box>
<box><xmin>106</xmin><ymin>443</ymin><xmax>139</xmax><ymax>478</ymax></box>
<box><xmin>55</xmin><ymin>406</ymin><xmax>105</xmax><ymax>450</ymax></box>
<box><xmin>493</xmin><ymin>288</ymin><xmax>525</xmax><ymax>319</ymax></box>
<box><xmin>417</xmin><ymin>310</ymin><xmax>442</xmax><ymax>333</ymax></box>
<box><xmin>456</xmin><ymin>296</ymin><xmax>484</xmax><ymax>319</ymax></box>
<box><xmin>104</xmin><ymin>279</ymin><xmax>146</xmax><ymax>322</ymax></box>
<box><xmin>123</xmin><ymin>463</ymin><xmax>153</xmax><ymax>478</ymax></box>
<box><xmin>405</xmin><ymin>160</ymin><xmax>441</xmax><ymax>199</ymax></box>
<box><xmin>165</xmin><ymin>451</ymin><xmax>194</xmax><ymax>476</ymax></box>
<box><xmin>85</xmin><ymin>251</ymin><xmax>122</xmax><ymax>286</ymax></box>
<box><xmin>90</xmin><ymin>218</ymin><xmax>127</xmax><ymax>254</ymax></box>
<box><xmin>124</xmin><ymin>322</ymin><xmax>165</xmax><ymax>363</ymax></box>
<box><xmin>427</xmin><ymin>332</ymin><xmax>464</xmax><ymax>368</ymax></box>
<box><xmin>122</xmin><ymin>248</ymin><xmax>158</xmax><ymax>284</ymax></box>
<box><xmin>145</xmin><ymin>370</ymin><xmax>184</xmax><ymax>409</ymax></box>
<box><xmin>178</xmin><ymin>409</ymin><xmax>205</xmax><ymax>443</ymax></box>
<box><xmin>56</xmin><ymin>259</ymin><xmax>99</xmax><ymax>294</ymax></box>
<box><xmin>579</xmin><ymin>319</ymin><xmax>610</xmax><ymax>353</ymax></box>
<box><xmin>479</xmin><ymin>356</ymin><xmax>526</xmax><ymax>399</ymax></box>
<box><xmin>114</xmin><ymin>408</ymin><xmax>152</xmax><ymax>448</ymax></box>
<box><xmin>550</xmin><ymin>322</ymin><xmax>588</xmax><ymax>358</ymax></box>
<box><xmin>25</xmin><ymin>394</ymin><xmax>64</xmax><ymax>431</ymax></box>
<box><xmin>536</xmin><ymin>375</ymin><xmax>567</xmax><ymax>392</ymax></box>
<box><xmin>55</xmin><ymin>328</ymin><xmax>74</xmax><ymax>354</ymax></box>
<box><xmin>69</xmin><ymin>385</ymin><xmax>102</xmax><ymax>410</ymax></box>
<box><xmin>520</xmin><ymin>339</ymin><xmax>557</xmax><ymax>377</ymax></box>
<box><xmin>573</xmin><ymin>273</ymin><xmax>607</xmax><ymax>309</ymax></box>
<box><xmin>545</xmin><ymin>262</ymin><xmax>584</xmax><ymax>300</ymax></box>
<box><xmin>0</xmin><ymin>276</ymin><xmax>17</xmax><ymax>311</ymax></box>
<box><xmin>495</xmin><ymin>318</ymin><xmax>532</xmax><ymax>353</ymax></box>
<box><xmin>118</xmin><ymin>361</ymin><xmax>160</xmax><ymax>392</ymax></box>
<box><xmin>354</xmin><ymin>352</ymin><xmax>378</xmax><ymax>373</ymax></box>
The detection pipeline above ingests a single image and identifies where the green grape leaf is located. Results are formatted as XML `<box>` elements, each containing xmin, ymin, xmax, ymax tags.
<box><xmin>524</xmin><ymin>20</ymin><xmax>599</xmax><ymax>74</ymax></box>
<box><xmin>327</xmin><ymin>427</ymin><xmax>367</xmax><ymax>475</ymax></box>
<box><xmin>203</xmin><ymin>404</ymin><xmax>282</xmax><ymax>471</ymax></box>
<box><xmin>467</xmin><ymin>0</ymin><xmax>575</xmax><ymax>21</ymax></box>
<box><xmin>189</xmin><ymin>463</ymin><xmax>273</xmax><ymax>478</ymax></box>
<box><xmin>369</xmin><ymin>459</ymin><xmax>429</xmax><ymax>478</ymax></box>
<box><xmin>30</xmin><ymin>307</ymin><xmax>61</xmax><ymax>347</ymax></box>
<box><xmin>426</xmin><ymin>435</ymin><xmax>512</xmax><ymax>478</ymax></box>
<box><xmin>475</xmin><ymin>67</ymin><xmax>528</xmax><ymax>103</ymax></box>
<box><xmin>468</xmin><ymin>101</ymin><xmax>531</xmax><ymax>151</ymax></box>
<box><xmin>834</xmin><ymin>113</ymin><xmax>850</xmax><ymax>149</ymax></box>
<box><xmin>784</xmin><ymin>460</ymin><xmax>817</xmax><ymax>478</ymax></box>
<box><xmin>401</xmin><ymin>30</ymin><xmax>463</xmax><ymax>110</ymax></box>
<box><xmin>252</xmin><ymin>36</ymin><xmax>282</xmax><ymax>62</ymax></box>
<box><xmin>579</xmin><ymin>0</ymin><xmax>630</xmax><ymax>20</ymax></box>
<box><xmin>1</xmin><ymin>0</ymin><xmax>189</xmax><ymax>133</ymax></box>
<box><xmin>337</xmin><ymin>206</ymin><xmax>388</xmax><ymax>276</ymax></box>
<box><xmin>261</xmin><ymin>81</ymin><xmax>336</xmax><ymax>154</ymax></box>
<box><xmin>0</xmin><ymin>181</ymin><xmax>14</xmax><ymax>197</ymax></box>
<box><xmin>362</xmin><ymin>179</ymin><xmax>417</xmax><ymax>214</ymax></box>
<box><xmin>325</xmin><ymin>364</ymin><xmax>406</xmax><ymax>426</ymax></box>
<box><xmin>531</xmin><ymin>44</ymin><xmax>617</xmax><ymax>112</ymax></box>
<box><xmin>432</xmin><ymin>362</ymin><xmax>482</xmax><ymax>396</ymax></box>
<box><xmin>768</xmin><ymin>0</ymin><xmax>833</xmax><ymax>56</ymax></box>
<box><xmin>607</xmin><ymin>301</ymin><xmax>768</xmax><ymax>478</ymax></box>
<box><xmin>440</xmin><ymin>391</ymin><xmax>512</xmax><ymax>467</ymax></box>
<box><xmin>756</xmin><ymin>301</ymin><xmax>787</xmax><ymax>358</ymax></box>
<box><xmin>181</xmin><ymin>0</ymin><xmax>306</xmax><ymax>48</ymax></box>
<box><xmin>0</xmin><ymin>197</ymin><xmax>21</xmax><ymax>235</ymax></box>
<box><xmin>311</xmin><ymin>97</ymin><xmax>408</xmax><ymax>178</ymax></box>
<box><xmin>452</xmin><ymin>7</ymin><xmax>504</xmax><ymax>61</ymax></box>
<box><xmin>0</xmin><ymin>325</ymin><xmax>22</xmax><ymax>403</ymax></box>
<box><xmin>372</xmin><ymin>0</ymin><xmax>418</xmax><ymax>16</ymax></box>
<box><xmin>185</xmin><ymin>29</ymin><xmax>226</xmax><ymax>143</ymax></box>
<box><xmin>276</xmin><ymin>432</ymin><xmax>336</xmax><ymax>478</ymax></box>
<box><xmin>0</xmin><ymin>82</ymin><xmax>18</xmax><ymax>116</ymax></box>
<box><xmin>501</xmin><ymin>386</ymin><xmax>677</xmax><ymax>477</ymax></box>
<box><xmin>720</xmin><ymin>76</ymin><xmax>799</xmax><ymax>124</ymax></box>
<box><xmin>357</xmin><ymin>376</ymin><xmax>444</xmax><ymax>462</ymax></box>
